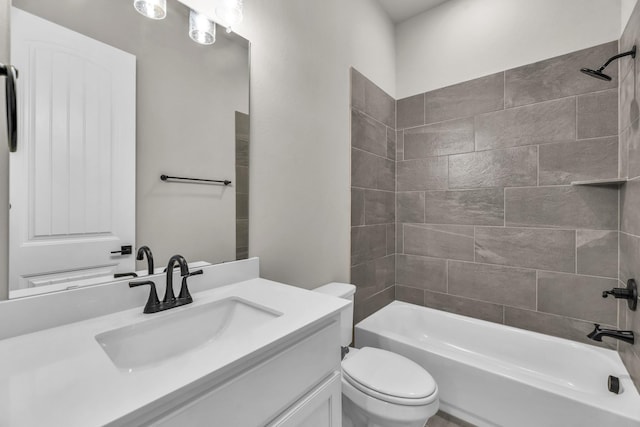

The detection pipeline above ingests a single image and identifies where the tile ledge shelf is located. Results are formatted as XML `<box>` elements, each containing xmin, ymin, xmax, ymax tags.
<box><xmin>570</xmin><ymin>178</ymin><xmax>628</xmax><ymax>186</ymax></box>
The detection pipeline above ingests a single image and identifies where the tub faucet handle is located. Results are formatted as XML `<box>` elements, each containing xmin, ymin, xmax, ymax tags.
<box><xmin>601</xmin><ymin>279</ymin><xmax>637</xmax><ymax>311</ymax></box>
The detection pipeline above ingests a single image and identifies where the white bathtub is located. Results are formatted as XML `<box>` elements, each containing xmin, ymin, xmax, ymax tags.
<box><xmin>355</xmin><ymin>301</ymin><xmax>640</xmax><ymax>427</ymax></box>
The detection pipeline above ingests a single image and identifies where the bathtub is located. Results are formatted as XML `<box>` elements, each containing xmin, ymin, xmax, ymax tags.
<box><xmin>355</xmin><ymin>301</ymin><xmax>640</xmax><ymax>427</ymax></box>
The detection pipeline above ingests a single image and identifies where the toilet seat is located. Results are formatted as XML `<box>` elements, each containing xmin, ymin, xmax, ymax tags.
<box><xmin>341</xmin><ymin>347</ymin><xmax>438</xmax><ymax>406</ymax></box>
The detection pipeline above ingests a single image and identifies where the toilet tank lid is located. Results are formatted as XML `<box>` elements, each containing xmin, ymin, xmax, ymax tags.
<box><xmin>314</xmin><ymin>282</ymin><xmax>356</xmax><ymax>299</ymax></box>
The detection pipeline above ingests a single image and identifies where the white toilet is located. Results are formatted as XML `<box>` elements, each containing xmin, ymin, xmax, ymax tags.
<box><xmin>314</xmin><ymin>283</ymin><xmax>439</xmax><ymax>427</ymax></box>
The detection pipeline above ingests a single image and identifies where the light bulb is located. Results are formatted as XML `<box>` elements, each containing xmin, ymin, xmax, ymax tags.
<box><xmin>189</xmin><ymin>10</ymin><xmax>216</xmax><ymax>45</ymax></box>
<box><xmin>133</xmin><ymin>0</ymin><xmax>167</xmax><ymax>20</ymax></box>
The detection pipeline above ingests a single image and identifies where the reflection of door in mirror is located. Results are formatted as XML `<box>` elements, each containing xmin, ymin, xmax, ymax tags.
<box><xmin>9</xmin><ymin>8</ymin><xmax>136</xmax><ymax>296</ymax></box>
<box><xmin>4</xmin><ymin>0</ymin><xmax>250</xmax><ymax>300</ymax></box>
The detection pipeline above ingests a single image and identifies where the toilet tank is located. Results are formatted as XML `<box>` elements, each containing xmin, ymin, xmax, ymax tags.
<box><xmin>313</xmin><ymin>282</ymin><xmax>356</xmax><ymax>347</ymax></box>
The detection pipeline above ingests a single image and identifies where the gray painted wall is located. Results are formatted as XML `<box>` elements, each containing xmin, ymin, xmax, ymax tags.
<box><xmin>5</xmin><ymin>0</ymin><xmax>249</xmax><ymax>292</ymax></box>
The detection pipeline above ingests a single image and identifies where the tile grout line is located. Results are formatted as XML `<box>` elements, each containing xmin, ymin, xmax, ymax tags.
<box><xmin>398</xmin><ymin>82</ymin><xmax>617</xmax><ymax>133</ymax></box>
<box><xmin>503</xmin><ymin>71</ymin><xmax>506</xmax><ymax>111</ymax></box>
<box><xmin>395</xmin><ymin>111</ymin><xmax>398</xmax><ymax>296</ymax></box>
<box><xmin>535</xmin><ymin>270</ymin><xmax>539</xmax><ymax>311</ymax></box>
<box><xmin>536</xmin><ymin>145</ymin><xmax>540</xmax><ymax>187</ymax></box>
<box><xmin>473</xmin><ymin>226</ymin><xmax>476</xmax><ymax>263</ymax></box>
<box><xmin>423</xmin><ymin>93</ymin><xmax>427</xmax><ymax>127</ymax></box>
<box><xmin>575</xmin><ymin>229</ymin><xmax>578</xmax><ymax>275</ymax></box>
<box><xmin>445</xmin><ymin>259</ymin><xmax>449</xmax><ymax>293</ymax></box>
<box><xmin>410</xmin><ymin>256</ymin><xmax>619</xmax><ymax>281</ymax></box>
<box><xmin>352</xmin><ymin>146</ymin><xmax>396</xmax><ymax>162</ymax></box>
<box><xmin>575</xmin><ymin>96</ymin><xmax>578</xmax><ymax>142</ymax></box>
<box><xmin>503</xmin><ymin>188</ymin><xmax>506</xmax><ymax>227</ymax></box>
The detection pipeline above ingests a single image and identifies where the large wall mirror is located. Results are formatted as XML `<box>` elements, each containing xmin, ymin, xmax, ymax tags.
<box><xmin>7</xmin><ymin>0</ymin><xmax>250</xmax><ymax>298</ymax></box>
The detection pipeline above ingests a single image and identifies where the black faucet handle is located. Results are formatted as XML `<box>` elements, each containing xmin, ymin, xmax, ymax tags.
<box><xmin>186</xmin><ymin>269</ymin><xmax>203</xmax><ymax>277</ymax></box>
<box><xmin>114</xmin><ymin>272</ymin><xmax>138</xmax><ymax>279</ymax></box>
<box><xmin>177</xmin><ymin>270</ymin><xmax>201</xmax><ymax>303</ymax></box>
<box><xmin>602</xmin><ymin>280</ymin><xmax>638</xmax><ymax>311</ymax></box>
<box><xmin>602</xmin><ymin>288</ymin><xmax>630</xmax><ymax>298</ymax></box>
<box><xmin>129</xmin><ymin>280</ymin><xmax>161</xmax><ymax>313</ymax></box>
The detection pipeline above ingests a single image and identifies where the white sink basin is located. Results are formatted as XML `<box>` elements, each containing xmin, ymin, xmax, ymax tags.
<box><xmin>95</xmin><ymin>297</ymin><xmax>282</xmax><ymax>371</ymax></box>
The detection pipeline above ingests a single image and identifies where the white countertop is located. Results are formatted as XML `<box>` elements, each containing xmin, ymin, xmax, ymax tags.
<box><xmin>0</xmin><ymin>278</ymin><xmax>348</xmax><ymax>427</ymax></box>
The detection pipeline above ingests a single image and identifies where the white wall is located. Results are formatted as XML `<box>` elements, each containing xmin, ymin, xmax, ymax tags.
<box><xmin>180</xmin><ymin>0</ymin><xmax>396</xmax><ymax>288</ymax></box>
<box><xmin>396</xmin><ymin>0</ymin><xmax>623</xmax><ymax>98</ymax></box>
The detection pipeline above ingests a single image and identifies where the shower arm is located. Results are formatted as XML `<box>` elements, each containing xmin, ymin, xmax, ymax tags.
<box><xmin>598</xmin><ymin>46</ymin><xmax>636</xmax><ymax>71</ymax></box>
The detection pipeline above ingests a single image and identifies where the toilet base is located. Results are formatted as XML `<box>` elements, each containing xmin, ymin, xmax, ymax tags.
<box><xmin>342</xmin><ymin>393</ymin><xmax>438</xmax><ymax>427</ymax></box>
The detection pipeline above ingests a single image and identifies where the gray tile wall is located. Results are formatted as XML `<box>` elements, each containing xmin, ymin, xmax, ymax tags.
<box><xmin>618</xmin><ymin>0</ymin><xmax>640</xmax><ymax>392</ymax></box>
<box><xmin>235</xmin><ymin>112</ymin><xmax>250</xmax><ymax>260</ymax></box>
<box><xmin>351</xmin><ymin>69</ymin><xmax>396</xmax><ymax>322</ymax></box>
<box><xmin>351</xmin><ymin>41</ymin><xmax>625</xmax><ymax>352</ymax></box>
<box><xmin>394</xmin><ymin>41</ymin><xmax>621</xmax><ymax>349</ymax></box>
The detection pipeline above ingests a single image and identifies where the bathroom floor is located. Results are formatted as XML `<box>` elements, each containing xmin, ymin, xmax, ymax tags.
<box><xmin>426</xmin><ymin>411</ymin><xmax>476</xmax><ymax>427</ymax></box>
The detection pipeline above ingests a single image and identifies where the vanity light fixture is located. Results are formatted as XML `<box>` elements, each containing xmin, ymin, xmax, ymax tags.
<box><xmin>189</xmin><ymin>10</ymin><xmax>217</xmax><ymax>45</ymax></box>
<box><xmin>215</xmin><ymin>0</ymin><xmax>243</xmax><ymax>33</ymax></box>
<box><xmin>133</xmin><ymin>0</ymin><xmax>167</xmax><ymax>20</ymax></box>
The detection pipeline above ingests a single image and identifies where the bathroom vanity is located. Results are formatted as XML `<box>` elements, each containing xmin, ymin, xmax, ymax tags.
<box><xmin>0</xmin><ymin>259</ymin><xmax>347</xmax><ymax>426</ymax></box>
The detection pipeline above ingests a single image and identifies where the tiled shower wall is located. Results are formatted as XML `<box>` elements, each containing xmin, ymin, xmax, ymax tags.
<box><xmin>394</xmin><ymin>41</ymin><xmax>621</xmax><ymax>348</ymax></box>
<box><xmin>619</xmin><ymin>0</ymin><xmax>640</xmax><ymax>390</ymax></box>
<box><xmin>350</xmin><ymin>70</ymin><xmax>397</xmax><ymax>323</ymax></box>
<box><xmin>235</xmin><ymin>111</ymin><xmax>250</xmax><ymax>260</ymax></box>
<box><xmin>351</xmin><ymin>41</ymin><xmax>625</xmax><ymax>347</ymax></box>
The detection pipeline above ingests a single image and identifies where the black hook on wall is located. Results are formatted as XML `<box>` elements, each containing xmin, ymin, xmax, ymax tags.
<box><xmin>0</xmin><ymin>63</ymin><xmax>18</xmax><ymax>152</ymax></box>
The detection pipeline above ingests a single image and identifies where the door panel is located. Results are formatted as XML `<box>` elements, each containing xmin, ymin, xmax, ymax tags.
<box><xmin>9</xmin><ymin>8</ymin><xmax>136</xmax><ymax>292</ymax></box>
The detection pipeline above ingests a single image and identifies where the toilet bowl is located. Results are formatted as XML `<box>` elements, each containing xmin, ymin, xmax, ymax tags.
<box><xmin>342</xmin><ymin>347</ymin><xmax>439</xmax><ymax>427</ymax></box>
<box><xmin>314</xmin><ymin>283</ymin><xmax>439</xmax><ymax>427</ymax></box>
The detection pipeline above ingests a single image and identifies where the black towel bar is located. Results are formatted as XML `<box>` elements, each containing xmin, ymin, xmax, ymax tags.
<box><xmin>160</xmin><ymin>175</ymin><xmax>232</xmax><ymax>186</ymax></box>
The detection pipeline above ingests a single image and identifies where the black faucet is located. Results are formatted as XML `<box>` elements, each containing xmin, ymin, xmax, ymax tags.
<box><xmin>164</xmin><ymin>255</ymin><xmax>190</xmax><ymax>305</ymax></box>
<box><xmin>137</xmin><ymin>246</ymin><xmax>155</xmax><ymax>276</ymax></box>
<box><xmin>587</xmin><ymin>324</ymin><xmax>635</xmax><ymax>345</ymax></box>
<box><xmin>129</xmin><ymin>254</ymin><xmax>203</xmax><ymax>314</ymax></box>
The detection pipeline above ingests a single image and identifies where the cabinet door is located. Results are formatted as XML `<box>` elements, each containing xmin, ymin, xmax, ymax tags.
<box><xmin>141</xmin><ymin>322</ymin><xmax>340</xmax><ymax>427</ymax></box>
<box><xmin>268</xmin><ymin>372</ymin><xmax>342</xmax><ymax>427</ymax></box>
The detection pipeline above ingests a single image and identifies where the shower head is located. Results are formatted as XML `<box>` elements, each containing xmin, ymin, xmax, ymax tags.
<box><xmin>580</xmin><ymin>45</ymin><xmax>636</xmax><ymax>81</ymax></box>
<box><xmin>580</xmin><ymin>68</ymin><xmax>612</xmax><ymax>81</ymax></box>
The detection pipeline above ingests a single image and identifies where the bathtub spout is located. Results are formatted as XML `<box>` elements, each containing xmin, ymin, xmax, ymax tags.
<box><xmin>587</xmin><ymin>324</ymin><xmax>634</xmax><ymax>345</ymax></box>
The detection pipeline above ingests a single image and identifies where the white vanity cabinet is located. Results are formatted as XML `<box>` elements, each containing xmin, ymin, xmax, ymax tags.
<box><xmin>125</xmin><ymin>320</ymin><xmax>342</xmax><ymax>427</ymax></box>
<box><xmin>0</xmin><ymin>271</ymin><xmax>350</xmax><ymax>427</ymax></box>
<box><xmin>268</xmin><ymin>372</ymin><xmax>342</xmax><ymax>427</ymax></box>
